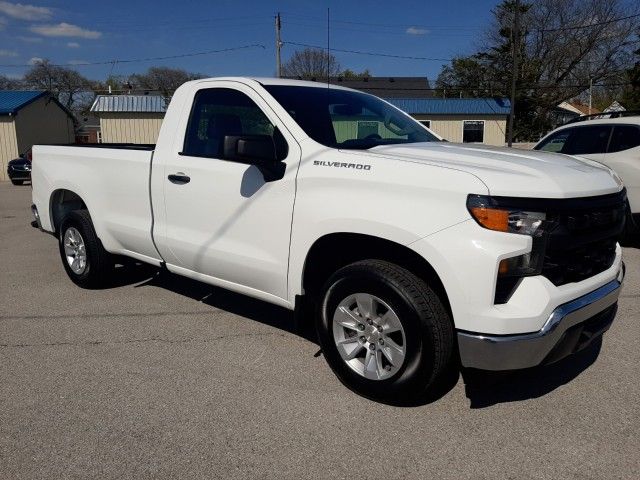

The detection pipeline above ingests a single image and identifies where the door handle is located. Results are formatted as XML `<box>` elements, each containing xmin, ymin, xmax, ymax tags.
<box><xmin>168</xmin><ymin>173</ymin><xmax>190</xmax><ymax>184</ymax></box>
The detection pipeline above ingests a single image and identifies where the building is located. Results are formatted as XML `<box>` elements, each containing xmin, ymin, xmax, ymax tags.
<box><xmin>385</xmin><ymin>97</ymin><xmax>510</xmax><ymax>145</ymax></box>
<box><xmin>0</xmin><ymin>90</ymin><xmax>75</xmax><ymax>181</ymax></box>
<box><xmin>90</xmin><ymin>94</ymin><xmax>167</xmax><ymax>144</ymax></box>
<box><xmin>330</xmin><ymin>76</ymin><xmax>434</xmax><ymax>98</ymax></box>
<box><xmin>75</xmin><ymin>115</ymin><xmax>101</xmax><ymax>144</ymax></box>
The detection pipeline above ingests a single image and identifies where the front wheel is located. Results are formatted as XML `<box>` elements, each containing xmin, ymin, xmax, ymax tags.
<box><xmin>316</xmin><ymin>260</ymin><xmax>454</xmax><ymax>402</ymax></box>
<box><xmin>58</xmin><ymin>210</ymin><xmax>113</xmax><ymax>288</ymax></box>
<box><xmin>11</xmin><ymin>179</ymin><xmax>23</xmax><ymax>185</ymax></box>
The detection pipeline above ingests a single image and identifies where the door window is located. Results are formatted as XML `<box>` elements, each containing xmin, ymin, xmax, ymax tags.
<box><xmin>562</xmin><ymin>126</ymin><xmax>612</xmax><ymax>155</ymax></box>
<box><xmin>182</xmin><ymin>88</ymin><xmax>284</xmax><ymax>160</ymax></box>
<box><xmin>537</xmin><ymin>126</ymin><xmax>612</xmax><ymax>155</ymax></box>
<box><xmin>608</xmin><ymin>125</ymin><xmax>640</xmax><ymax>153</ymax></box>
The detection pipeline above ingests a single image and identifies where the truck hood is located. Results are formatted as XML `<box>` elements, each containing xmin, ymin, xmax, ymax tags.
<box><xmin>366</xmin><ymin>142</ymin><xmax>623</xmax><ymax>198</ymax></box>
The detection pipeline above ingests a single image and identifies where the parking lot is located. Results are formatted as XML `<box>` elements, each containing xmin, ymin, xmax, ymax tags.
<box><xmin>0</xmin><ymin>181</ymin><xmax>638</xmax><ymax>479</ymax></box>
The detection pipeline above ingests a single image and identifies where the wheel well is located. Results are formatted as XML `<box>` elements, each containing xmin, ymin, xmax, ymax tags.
<box><xmin>50</xmin><ymin>189</ymin><xmax>87</xmax><ymax>233</ymax></box>
<box><xmin>302</xmin><ymin>233</ymin><xmax>451</xmax><ymax>313</ymax></box>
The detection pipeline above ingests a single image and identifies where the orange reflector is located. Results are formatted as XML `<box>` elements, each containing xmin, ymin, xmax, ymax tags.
<box><xmin>469</xmin><ymin>207</ymin><xmax>509</xmax><ymax>232</ymax></box>
<box><xmin>498</xmin><ymin>259</ymin><xmax>509</xmax><ymax>275</ymax></box>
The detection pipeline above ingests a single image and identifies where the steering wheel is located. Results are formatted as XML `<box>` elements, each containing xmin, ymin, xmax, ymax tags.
<box><xmin>384</xmin><ymin>113</ymin><xmax>412</xmax><ymax>136</ymax></box>
<box><xmin>364</xmin><ymin>133</ymin><xmax>382</xmax><ymax>140</ymax></box>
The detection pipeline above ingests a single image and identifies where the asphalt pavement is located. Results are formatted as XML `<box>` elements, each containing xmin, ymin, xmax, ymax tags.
<box><xmin>1</xmin><ymin>182</ymin><xmax>638</xmax><ymax>479</ymax></box>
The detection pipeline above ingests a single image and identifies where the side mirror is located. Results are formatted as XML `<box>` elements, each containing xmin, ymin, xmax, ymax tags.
<box><xmin>223</xmin><ymin>135</ymin><xmax>277</xmax><ymax>164</ymax></box>
<box><xmin>223</xmin><ymin>135</ymin><xmax>285</xmax><ymax>182</ymax></box>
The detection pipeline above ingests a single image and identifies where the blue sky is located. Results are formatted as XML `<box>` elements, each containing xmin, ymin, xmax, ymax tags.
<box><xmin>0</xmin><ymin>0</ymin><xmax>501</xmax><ymax>82</ymax></box>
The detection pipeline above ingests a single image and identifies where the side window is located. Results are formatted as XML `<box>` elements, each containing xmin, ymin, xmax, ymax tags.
<box><xmin>608</xmin><ymin>125</ymin><xmax>640</xmax><ymax>153</ymax></box>
<box><xmin>463</xmin><ymin>121</ymin><xmax>484</xmax><ymax>143</ymax></box>
<box><xmin>562</xmin><ymin>125</ymin><xmax>612</xmax><ymax>155</ymax></box>
<box><xmin>182</xmin><ymin>88</ymin><xmax>282</xmax><ymax>160</ymax></box>
<box><xmin>536</xmin><ymin>129</ymin><xmax>572</xmax><ymax>153</ymax></box>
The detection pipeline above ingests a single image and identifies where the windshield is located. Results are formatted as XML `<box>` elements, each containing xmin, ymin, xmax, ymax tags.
<box><xmin>263</xmin><ymin>85</ymin><xmax>439</xmax><ymax>149</ymax></box>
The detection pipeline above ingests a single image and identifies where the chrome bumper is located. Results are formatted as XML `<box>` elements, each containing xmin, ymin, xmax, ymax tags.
<box><xmin>458</xmin><ymin>269</ymin><xmax>624</xmax><ymax>371</ymax></box>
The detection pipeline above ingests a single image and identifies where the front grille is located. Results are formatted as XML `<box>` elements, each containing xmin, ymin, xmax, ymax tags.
<box><xmin>541</xmin><ymin>191</ymin><xmax>626</xmax><ymax>286</ymax></box>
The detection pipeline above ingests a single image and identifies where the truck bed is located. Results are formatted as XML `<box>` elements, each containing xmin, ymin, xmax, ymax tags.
<box><xmin>31</xmin><ymin>144</ymin><xmax>162</xmax><ymax>264</ymax></box>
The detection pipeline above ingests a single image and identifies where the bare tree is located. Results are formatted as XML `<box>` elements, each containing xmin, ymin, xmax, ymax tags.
<box><xmin>282</xmin><ymin>48</ymin><xmax>341</xmax><ymax>79</ymax></box>
<box><xmin>436</xmin><ymin>0</ymin><xmax>639</xmax><ymax>139</ymax></box>
<box><xmin>23</xmin><ymin>59</ymin><xmax>92</xmax><ymax>112</ymax></box>
<box><xmin>0</xmin><ymin>75</ymin><xmax>23</xmax><ymax>90</ymax></box>
<box><xmin>129</xmin><ymin>67</ymin><xmax>203</xmax><ymax>97</ymax></box>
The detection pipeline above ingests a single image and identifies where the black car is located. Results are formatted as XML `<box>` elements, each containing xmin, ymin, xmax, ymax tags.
<box><xmin>7</xmin><ymin>150</ymin><xmax>32</xmax><ymax>185</ymax></box>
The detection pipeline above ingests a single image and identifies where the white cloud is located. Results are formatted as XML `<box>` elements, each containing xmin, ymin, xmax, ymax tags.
<box><xmin>0</xmin><ymin>1</ymin><xmax>52</xmax><ymax>20</ymax></box>
<box><xmin>0</xmin><ymin>16</ymin><xmax>6</xmax><ymax>30</ymax></box>
<box><xmin>0</xmin><ymin>48</ymin><xmax>18</xmax><ymax>56</ymax></box>
<box><xmin>30</xmin><ymin>22</ymin><xmax>101</xmax><ymax>39</ymax></box>
<box><xmin>66</xmin><ymin>41</ymin><xmax>79</xmax><ymax>48</ymax></box>
<box><xmin>406</xmin><ymin>26</ymin><xmax>428</xmax><ymax>35</ymax></box>
<box><xmin>17</xmin><ymin>35</ymin><xmax>41</xmax><ymax>42</ymax></box>
<box><xmin>28</xmin><ymin>56</ymin><xmax>42</xmax><ymax>64</ymax></box>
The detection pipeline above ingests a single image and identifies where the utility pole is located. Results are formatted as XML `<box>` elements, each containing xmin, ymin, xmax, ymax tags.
<box><xmin>275</xmin><ymin>13</ymin><xmax>282</xmax><ymax>78</ymax></box>
<box><xmin>588</xmin><ymin>77</ymin><xmax>593</xmax><ymax>114</ymax></box>
<box><xmin>507</xmin><ymin>0</ymin><xmax>520</xmax><ymax>147</ymax></box>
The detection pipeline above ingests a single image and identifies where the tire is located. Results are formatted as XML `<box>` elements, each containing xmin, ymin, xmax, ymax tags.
<box><xmin>11</xmin><ymin>179</ymin><xmax>23</xmax><ymax>185</ymax></box>
<box><xmin>317</xmin><ymin>259</ymin><xmax>454</xmax><ymax>402</ymax></box>
<box><xmin>58</xmin><ymin>210</ymin><xmax>113</xmax><ymax>288</ymax></box>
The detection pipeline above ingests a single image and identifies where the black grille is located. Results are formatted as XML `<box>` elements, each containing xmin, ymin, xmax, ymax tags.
<box><xmin>541</xmin><ymin>191</ymin><xmax>626</xmax><ymax>286</ymax></box>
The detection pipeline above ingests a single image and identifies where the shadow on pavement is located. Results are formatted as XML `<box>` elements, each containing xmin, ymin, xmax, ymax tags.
<box><xmin>462</xmin><ymin>337</ymin><xmax>602</xmax><ymax>409</ymax></box>
<box><xmin>128</xmin><ymin>265</ymin><xmax>317</xmax><ymax>344</ymax></box>
<box><xmin>111</xmin><ymin>263</ymin><xmax>604</xmax><ymax>408</ymax></box>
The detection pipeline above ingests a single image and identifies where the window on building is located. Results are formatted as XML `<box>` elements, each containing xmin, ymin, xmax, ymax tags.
<box><xmin>463</xmin><ymin>121</ymin><xmax>484</xmax><ymax>143</ymax></box>
<box><xmin>419</xmin><ymin>120</ymin><xmax>431</xmax><ymax>129</ymax></box>
<box><xmin>182</xmin><ymin>88</ymin><xmax>284</xmax><ymax>160</ymax></box>
<box><xmin>608</xmin><ymin>125</ymin><xmax>640</xmax><ymax>153</ymax></box>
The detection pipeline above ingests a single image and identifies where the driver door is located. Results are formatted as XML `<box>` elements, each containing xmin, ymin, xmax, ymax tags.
<box><xmin>153</xmin><ymin>82</ymin><xmax>300</xmax><ymax>302</ymax></box>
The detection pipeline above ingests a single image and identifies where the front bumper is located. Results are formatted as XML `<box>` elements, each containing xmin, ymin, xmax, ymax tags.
<box><xmin>457</xmin><ymin>267</ymin><xmax>624</xmax><ymax>371</ymax></box>
<box><xmin>8</xmin><ymin>167</ymin><xmax>31</xmax><ymax>180</ymax></box>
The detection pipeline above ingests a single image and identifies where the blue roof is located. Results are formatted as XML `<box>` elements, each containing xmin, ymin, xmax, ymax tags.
<box><xmin>0</xmin><ymin>91</ymin><xmax>47</xmax><ymax>115</ymax></box>
<box><xmin>385</xmin><ymin>97</ymin><xmax>511</xmax><ymax>116</ymax></box>
<box><xmin>91</xmin><ymin>95</ymin><xmax>167</xmax><ymax>113</ymax></box>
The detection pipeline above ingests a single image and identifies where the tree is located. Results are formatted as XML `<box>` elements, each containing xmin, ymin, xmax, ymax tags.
<box><xmin>620</xmin><ymin>39</ymin><xmax>640</xmax><ymax>109</ymax></box>
<box><xmin>436</xmin><ymin>0</ymin><xmax>638</xmax><ymax>140</ymax></box>
<box><xmin>129</xmin><ymin>67</ymin><xmax>202</xmax><ymax>97</ymax></box>
<box><xmin>281</xmin><ymin>48</ymin><xmax>341</xmax><ymax>79</ymax></box>
<box><xmin>23</xmin><ymin>59</ymin><xmax>92</xmax><ymax>113</ymax></box>
<box><xmin>0</xmin><ymin>75</ymin><xmax>23</xmax><ymax>90</ymax></box>
<box><xmin>340</xmin><ymin>68</ymin><xmax>372</xmax><ymax>79</ymax></box>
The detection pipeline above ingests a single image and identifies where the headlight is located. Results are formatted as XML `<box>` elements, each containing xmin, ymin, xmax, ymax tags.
<box><xmin>467</xmin><ymin>195</ymin><xmax>555</xmax><ymax>304</ymax></box>
<box><xmin>467</xmin><ymin>195</ymin><xmax>547</xmax><ymax>236</ymax></box>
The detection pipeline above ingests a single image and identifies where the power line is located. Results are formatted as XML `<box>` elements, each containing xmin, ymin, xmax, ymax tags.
<box><xmin>538</xmin><ymin>12</ymin><xmax>640</xmax><ymax>32</ymax></box>
<box><xmin>283</xmin><ymin>41</ymin><xmax>452</xmax><ymax>61</ymax></box>
<box><xmin>0</xmin><ymin>44</ymin><xmax>265</xmax><ymax>68</ymax></box>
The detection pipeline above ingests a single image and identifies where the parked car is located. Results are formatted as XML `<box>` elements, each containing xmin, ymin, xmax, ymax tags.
<box><xmin>534</xmin><ymin>113</ymin><xmax>640</xmax><ymax>235</ymax></box>
<box><xmin>30</xmin><ymin>78</ymin><xmax>626</xmax><ymax>402</ymax></box>
<box><xmin>7</xmin><ymin>149</ymin><xmax>32</xmax><ymax>185</ymax></box>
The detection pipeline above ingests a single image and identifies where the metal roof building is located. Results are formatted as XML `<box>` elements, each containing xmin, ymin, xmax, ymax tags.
<box><xmin>384</xmin><ymin>97</ymin><xmax>510</xmax><ymax>146</ymax></box>
<box><xmin>90</xmin><ymin>95</ymin><xmax>167</xmax><ymax>144</ymax></box>
<box><xmin>1</xmin><ymin>90</ymin><xmax>75</xmax><ymax>182</ymax></box>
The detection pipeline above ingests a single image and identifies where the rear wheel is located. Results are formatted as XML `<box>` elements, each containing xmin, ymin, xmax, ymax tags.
<box><xmin>58</xmin><ymin>210</ymin><xmax>113</xmax><ymax>288</ymax></box>
<box><xmin>316</xmin><ymin>260</ymin><xmax>454</xmax><ymax>402</ymax></box>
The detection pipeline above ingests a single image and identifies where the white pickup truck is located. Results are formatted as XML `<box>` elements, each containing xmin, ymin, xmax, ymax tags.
<box><xmin>32</xmin><ymin>77</ymin><xmax>626</xmax><ymax>401</ymax></box>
